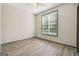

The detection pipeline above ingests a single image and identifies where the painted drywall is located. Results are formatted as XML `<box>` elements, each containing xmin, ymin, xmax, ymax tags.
<box><xmin>2</xmin><ymin>4</ymin><xmax>35</xmax><ymax>44</ymax></box>
<box><xmin>35</xmin><ymin>3</ymin><xmax>77</xmax><ymax>47</ymax></box>
<box><xmin>0</xmin><ymin>3</ymin><xmax>1</xmax><ymax>53</ymax></box>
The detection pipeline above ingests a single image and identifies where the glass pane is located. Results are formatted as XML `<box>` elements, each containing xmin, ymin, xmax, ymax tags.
<box><xmin>41</xmin><ymin>11</ymin><xmax>58</xmax><ymax>36</ymax></box>
<box><xmin>42</xmin><ymin>14</ymin><xmax>48</xmax><ymax>34</ymax></box>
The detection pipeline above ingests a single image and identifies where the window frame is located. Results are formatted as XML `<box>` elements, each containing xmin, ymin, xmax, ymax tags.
<box><xmin>41</xmin><ymin>10</ymin><xmax>58</xmax><ymax>37</ymax></box>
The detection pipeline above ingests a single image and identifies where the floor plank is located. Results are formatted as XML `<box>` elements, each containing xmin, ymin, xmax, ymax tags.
<box><xmin>1</xmin><ymin>38</ymin><xmax>76</xmax><ymax>56</ymax></box>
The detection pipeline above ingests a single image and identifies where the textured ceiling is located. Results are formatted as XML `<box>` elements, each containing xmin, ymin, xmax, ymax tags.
<box><xmin>7</xmin><ymin>3</ymin><xmax>62</xmax><ymax>14</ymax></box>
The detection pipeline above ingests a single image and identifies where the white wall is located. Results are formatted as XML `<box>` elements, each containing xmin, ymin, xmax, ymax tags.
<box><xmin>2</xmin><ymin>4</ymin><xmax>35</xmax><ymax>44</ymax></box>
<box><xmin>0</xmin><ymin>3</ymin><xmax>1</xmax><ymax>53</ymax></box>
<box><xmin>35</xmin><ymin>4</ymin><xmax>77</xmax><ymax>47</ymax></box>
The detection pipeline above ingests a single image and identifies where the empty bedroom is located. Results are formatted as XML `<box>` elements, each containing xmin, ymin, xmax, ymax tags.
<box><xmin>0</xmin><ymin>3</ymin><xmax>78</xmax><ymax>56</ymax></box>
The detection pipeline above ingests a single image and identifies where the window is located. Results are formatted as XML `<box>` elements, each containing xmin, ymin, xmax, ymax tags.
<box><xmin>41</xmin><ymin>10</ymin><xmax>58</xmax><ymax>36</ymax></box>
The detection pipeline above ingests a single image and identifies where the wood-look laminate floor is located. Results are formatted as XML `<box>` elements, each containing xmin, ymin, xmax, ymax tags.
<box><xmin>1</xmin><ymin>38</ymin><xmax>76</xmax><ymax>56</ymax></box>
